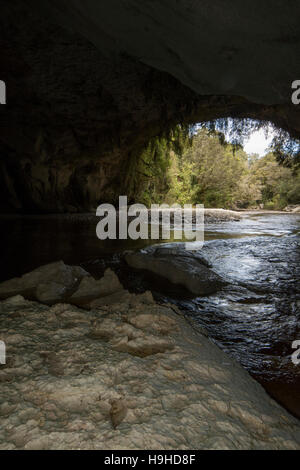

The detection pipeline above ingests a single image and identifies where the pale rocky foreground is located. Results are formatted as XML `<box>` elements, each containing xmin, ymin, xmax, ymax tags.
<box><xmin>1</xmin><ymin>277</ymin><xmax>300</xmax><ymax>450</ymax></box>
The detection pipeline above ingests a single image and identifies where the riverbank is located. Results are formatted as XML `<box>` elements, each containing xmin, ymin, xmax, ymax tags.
<box><xmin>0</xmin><ymin>212</ymin><xmax>299</xmax><ymax>423</ymax></box>
<box><xmin>0</xmin><ymin>208</ymin><xmax>241</xmax><ymax>221</ymax></box>
<box><xmin>239</xmin><ymin>208</ymin><xmax>300</xmax><ymax>215</ymax></box>
<box><xmin>1</xmin><ymin>282</ymin><xmax>300</xmax><ymax>450</ymax></box>
<box><xmin>1</xmin><ymin>206</ymin><xmax>300</xmax><ymax>225</ymax></box>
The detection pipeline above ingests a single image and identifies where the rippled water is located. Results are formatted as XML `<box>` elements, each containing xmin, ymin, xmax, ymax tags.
<box><xmin>1</xmin><ymin>212</ymin><xmax>300</xmax><ymax>417</ymax></box>
<box><xmin>152</xmin><ymin>213</ymin><xmax>300</xmax><ymax>418</ymax></box>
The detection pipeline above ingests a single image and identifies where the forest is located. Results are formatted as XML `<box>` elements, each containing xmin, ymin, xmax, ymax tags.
<box><xmin>125</xmin><ymin>127</ymin><xmax>300</xmax><ymax>210</ymax></box>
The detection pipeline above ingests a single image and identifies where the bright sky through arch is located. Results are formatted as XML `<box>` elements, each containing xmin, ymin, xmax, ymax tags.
<box><xmin>243</xmin><ymin>128</ymin><xmax>274</xmax><ymax>156</ymax></box>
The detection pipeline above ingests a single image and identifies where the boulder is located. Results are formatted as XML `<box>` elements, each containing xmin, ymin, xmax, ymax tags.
<box><xmin>0</xmin><ymin>261</ymin><xmax>89</xmax><ymax>304</ymax></box>
<box><xmin>0</xmin><ymin>262</ymin><xmax>125</xmax><ymax>307</ymax></box>
<box><xmin>284</xmin><ymin>205</ymin><xmax>300</xmax><ymax>213</ymax></box>
<box><xmin>69</xmin><ymin>268</ymin><xmax>123</xmax><ymax>306</ymax></box>
<box><xmin>35</xmin><ymin>282</ymin><xmax>70</xmax><ymax>304</ymax></box>
<box><xmin>125</xmin><ymin>244</ymin><xmax>225</xmax><ymax>295</ymax></box>
<box><xmin>151</xmin><ymin>245</ymin><xmax>212</xmax><ymax>267</ymax></box>
<box><xmin>89</xmin><ymin>290</ymin><xmax>131</xmax><ymax>309</ymax></box>
<box><xmin>204</xmin><ymin>208</ymin><xmax>241</xmax><ymax>222</ymax></box>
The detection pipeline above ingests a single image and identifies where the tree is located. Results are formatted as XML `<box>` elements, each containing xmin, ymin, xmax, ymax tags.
<box><xmin>166</xmin><ymin>129</ymin><xmax>249</xmax><ymax>208</ymax></box>
<box><xmin>123</xmin><ymin>126</ymin><xmax>300</xmax><ymax>210</ymax></box>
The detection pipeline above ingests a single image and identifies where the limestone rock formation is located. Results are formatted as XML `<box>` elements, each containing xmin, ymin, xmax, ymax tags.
<box><xmin>204</xmin><ymin>209</ymin><xmax>241</xmax><ymax>222</ymax></box>
<box><xmin>68</xmin><ymin>268</ymin><xmax>123</xmax><ymax>306</ymax></box>
<box><xmin>125</xmin><ymin>245</ymin><xmax>226</xmax><ymax>295</ymax></box>
<box><xmin>89</xmin><ymin>290</ymin><xmax>131</xmax><ymax>309</ymax></box>
<box><xmin>0</xmin><ymin>291</ymin><xmax>300</xmax><ymax>450</ymax></box>
<box><xmin>0</xmin><ymin>263</ymin><xmax>125</xmax><ymax>307</ymax></box>
<box><xmin>284</xmin><ymin>205</ymin><xmax>300</xmax><ymax>213</ymax></box>
<box><xmin>1</xmin><ymin>1</ymin><xmax>300</xmax><ymax>212</ymax></box>
<box><xmin>0</xmin><ymin>260</ymin><xmax>169</xmax><ymax>315</ymax></box>
<box><xmin>0</xmin><ymin>261</ymin><xmax>89</xmax><ymax>304</ymax></box>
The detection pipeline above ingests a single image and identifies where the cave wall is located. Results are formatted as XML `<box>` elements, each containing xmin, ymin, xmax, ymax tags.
<box><xmin>0</xmin><ymin>0</ymin><xmax>300</xmax><ymax>212</ymax></box>
<box><xmin>0</xmin><ymin>1</ymin><xmax>201</xmax><ymax>212</ymax></box>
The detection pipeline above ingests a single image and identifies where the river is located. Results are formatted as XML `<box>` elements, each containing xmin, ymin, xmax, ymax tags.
<box><xmin>1</xmin><ymin>211</ymin><xmax>299</xmax><ymax>418</ymax></box>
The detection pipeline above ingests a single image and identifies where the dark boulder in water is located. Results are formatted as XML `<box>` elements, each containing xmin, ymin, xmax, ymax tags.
<box><xmin>125</xmin><ymin>244</ymin><xmax>226</xmax><ymax>296</ymax></box>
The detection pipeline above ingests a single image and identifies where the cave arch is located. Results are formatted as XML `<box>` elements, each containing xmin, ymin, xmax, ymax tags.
<box><xmin>0</xmin><ymin>0</ymin><xmax>300</xmax><ymax>212</ymax></box>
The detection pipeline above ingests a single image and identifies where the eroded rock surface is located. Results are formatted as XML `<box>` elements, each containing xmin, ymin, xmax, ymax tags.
<box><xmin>0</xmin><ymin>261</ymin><xmax>89</xmax><ymax>304</ymax></box>
<box><xmin>204</xmin><ymin>209</ymin><xmax>241</xmax><ymax>223</ymax></box>
<box><xmin>69</xmin><ymin>268</ymin><xmax>123</xmax><ymax>306</ymax></box>
<box><xmin>125</xmin><ymin>245</ymin><xmax>226</xmax><ymax>295</ymax></box>
<box><xmin>0</xmin><ymin>264</ymin><xmax>124</xmax><ymax>307</ymax></box>
<box><xmin>0</xmin><ymin>288</ymin><xmax>300</xmax><ymax>450</ymax></box>
<box><xmin>1</xmin><ymin>2</ymin><xmax>300</xmax><ymax>213</ymax></box>
<box><xmin>284</xmin><ymin>205</ymin><xmax>300</xmax><ymax>213</ymax></box>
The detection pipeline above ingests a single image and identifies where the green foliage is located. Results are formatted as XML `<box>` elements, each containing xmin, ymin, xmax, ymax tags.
<box><xmin>122</xmin><ymin>125</ymin><xmax>299</xmax><ymax>210</ymax></box>
<box><xmin>244</xmin><ymin>153</ymin><xmax>300</xmax><ymax>209</ymax></box>
<box><xmin>121</xmin><ymin>125</ymin><xmax>192</xmax><ymax>205</ymax></box>
<box><xmin>165</xmin><ymin>129</ymin><xmax>249</xmax><ymax>208</ymax></box>
<box><xmin>200</xmin><ymin>118</ymin><xmax>300</xmax><ymax>168</ymax></box>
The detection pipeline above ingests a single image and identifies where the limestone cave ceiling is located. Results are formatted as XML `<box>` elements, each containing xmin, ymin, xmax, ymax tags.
<box><xmin>0</xmin><ymin>0</ymin><xmax>300</xmax><ymax>212</ymax></box>
<box><xmin>29</xmin><ymin>0</ymin><xmax>300</xmax><ymax>105</ymax></box>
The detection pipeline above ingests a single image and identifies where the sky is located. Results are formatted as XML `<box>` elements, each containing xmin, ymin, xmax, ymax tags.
<box><xmin>197</xmin><ymin>120</ymin><xmax>277</xmax><ymax>157</ymax></box>
<box><xmin>243</xmin><ymin>128</ymin><xmax>274</xmax><ymax>156</ymax></box>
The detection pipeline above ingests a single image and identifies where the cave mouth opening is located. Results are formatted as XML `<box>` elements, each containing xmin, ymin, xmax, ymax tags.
<box><xmin>123</xmin><ymin>116</ymin><xmax>300</xmax><ymax>212</ymax></box>
<box><xmin>1</xmin><ymin>0</ymin><xmax>300</xmax><ymax>449</ymax></box>
<box><xmin>107</xmin><ymin>113</ymin><xmax>300</xmax><ymax>420</ymax></box>
<box><xmin>1</xmin><ymin>115</ymin><xmax>299</xmax><ymax>283</ymax></box>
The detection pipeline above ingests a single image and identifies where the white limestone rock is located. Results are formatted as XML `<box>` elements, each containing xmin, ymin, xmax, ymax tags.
<box><xmin>0</xmin><ymin>287</ymin><xmax>300</xmax><ymax>450</ymax></box>
<box><xmin>0</xmin><ymin>261</ymin><xmax>89</xmax><ymax>304</ymax></box>
<box><xmin>69</xmin><ymin>268</ymin><xmax>123</xmax><ymax>306</ymax></box>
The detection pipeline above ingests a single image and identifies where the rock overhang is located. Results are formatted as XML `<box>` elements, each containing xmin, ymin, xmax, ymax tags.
<box><xmin>28</xmin><ymin>0</ymin><xmax>300</xmax><ymax>105</ymax></box>
<box><xmin>1</xmin><ymin>1</ymin><xmax>300</xmax><ymax>212</ymax></box>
